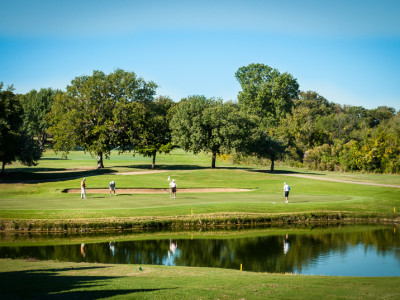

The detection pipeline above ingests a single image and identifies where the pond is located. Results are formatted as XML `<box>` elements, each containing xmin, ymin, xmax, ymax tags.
<box><xmin>1</xmin><ymin>225</ymin><xmax>400</xmax><ymax>276</ymax></box>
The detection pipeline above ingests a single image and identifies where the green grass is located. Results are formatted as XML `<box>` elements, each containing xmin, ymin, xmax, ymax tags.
<box><xmin>0</xmin><ymin>148</ymin><xmax>399</xmax><ymax>224</ymax></box>
<box><xmin>1</xmin><ymin>259</ymin><xmax>399</xmax><ymax>299</ymax></box>
<box><xmin>2</xmin><ymin>150</ymin><xmax>400</xmax><ymax>298</ymax></box>
<box><xmin>0</xmin><ymin>149</ymin><xmax>400</xmax><ymax>225</ymax></box>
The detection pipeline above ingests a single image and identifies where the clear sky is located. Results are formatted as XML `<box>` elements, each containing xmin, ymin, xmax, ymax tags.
<box><xmin>1</xmin><ymin>0</ymin><xmax>399</xmax><ymax>110</ymax></box>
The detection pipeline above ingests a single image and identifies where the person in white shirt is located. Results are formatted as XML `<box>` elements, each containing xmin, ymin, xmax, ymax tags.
<box><xmin>81</xmin><ymin>178</ymin><xmax>87</xmax><ymax>199</ymax></box>
<box><xmin>109</xmin><ymin>180</ymin><xmax>116</xmax><ymax>196</ymax></box>
<box><xmin>283</xmin><ymin>182</ymin><xmax>290</xmax><ymax>203</ymax></box>
<box><xmin>169</xmin><ymin>179</ymin><xmax>177</xmax><ymax>199</ymax></box>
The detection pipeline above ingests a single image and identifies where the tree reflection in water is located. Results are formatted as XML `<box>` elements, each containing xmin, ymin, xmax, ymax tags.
<box><xmin>1</xmin><ymin>226</ymin><xmax>400</xmax><ymax>276</ymax></box>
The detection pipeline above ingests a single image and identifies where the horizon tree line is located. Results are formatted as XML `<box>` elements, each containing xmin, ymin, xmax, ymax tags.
<box><xmin>1</xmin><ymin>64</ymin><xmax>399</xmax><ymax>173</ymax></box>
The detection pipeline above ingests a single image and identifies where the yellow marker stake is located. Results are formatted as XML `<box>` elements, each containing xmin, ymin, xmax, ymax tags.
<box><xmin>395</xmin><ymin>207</ymin><xmax>396</xmax><ymax>213</ymax></box>
<box><xmin>191</xmin><ymin>210</ymin><xmax>193</xmax><ymax>215</ymax></box>
<box><xmin>240</xmin><ymin>264</ymin><xmax>242</xmax><ymax>271</ymax></box>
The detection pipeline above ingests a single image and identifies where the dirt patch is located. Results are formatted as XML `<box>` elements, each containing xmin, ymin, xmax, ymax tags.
<box><xmin>64</xmin><ymin>188</ymin><xmax>254</xmax><ymax>194</ymax></box>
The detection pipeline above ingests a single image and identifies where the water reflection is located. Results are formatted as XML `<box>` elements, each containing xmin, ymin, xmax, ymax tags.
<box><xmin>1</xmin><ymin>226</ymin><xmax>400</xmax><ymax>276</ymax></box>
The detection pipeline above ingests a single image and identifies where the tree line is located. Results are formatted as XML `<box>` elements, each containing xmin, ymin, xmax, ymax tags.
<box><xmin>1</xmin><ymin>64</ymin><xmax>399</xmax><ymax>173</ymax></box>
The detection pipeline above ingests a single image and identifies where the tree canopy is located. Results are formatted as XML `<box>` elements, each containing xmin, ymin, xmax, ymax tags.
<box><xmin>134</xmin><ymin>96</ymin><xmax>175</xmax><ymax>169</ymax></box>
<box><xmin>0</xmin><ymin>83</ymin><xmax>41</xmax><ymax>172</ymax></box>
<box><xmin>235</xmin><ymin>63</ymin><xmax>299</xmax><ymax>125</ymax></box>
<box><xmin>20</xmin><ymin>88</ymin><xmax>58</xmax><ymax>150</ymax></box>
<box><xmin>3</xmin><ymin>63</ymin><xmax>399</xmax><ymax>174</ymax></box>
<box><xmin>170</xmin><ymin>96</ymin><xmax>253</xmax><ymax>168</ymax></box>
<box><xmin>48</xmin><ymin>69</ymin><xmax>157</xmax><ymax>168</ymax></box>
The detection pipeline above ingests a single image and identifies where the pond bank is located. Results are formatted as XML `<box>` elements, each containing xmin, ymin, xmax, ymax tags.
<box><xmin>1</xmin><ymin>212</ymin><xmax>399</xmax><ymax>232</ymax></box>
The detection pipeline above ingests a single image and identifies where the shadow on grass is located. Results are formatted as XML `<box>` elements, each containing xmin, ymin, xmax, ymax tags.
<box><xmin>0</xmin><ymin>265</ymin><xmax>174</xmax><ymax>299</ymax></box>
<box><xmin>40</xmin><ymin>158</ymin><xmax>65</xmax><ymax>161</ymax></box>
<box><xmin>0</xmin><ymin>168</ymin><xmax>114</xmax><ymax>184</ymax></box>
<box><xmin>116</xmin><ymin>164</ymin><xmax>251</xmax><ymax>171</ymax></box>
<box><xmin>249</xmin><ymin>169</ymin><xmax>324</xmax><ymax>176</ymax></box>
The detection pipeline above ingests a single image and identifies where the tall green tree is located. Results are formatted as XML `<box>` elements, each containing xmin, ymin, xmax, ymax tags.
<box><xmin>48</xmin><ymin>69</ymin><xmax>157</xmax><ymax>169</ymax></box>
<box><xmin>235</xmin><ymin>63</ymin><xmax>299</xmax><ymax>125</ymax></box>
<box><xmin>20</xmin><ymin>88</ymin><xmax>58</xmax><ymax>150</ymax></box>
<box><xmin>170</xmin><ymin>96</ymin><xmax>252</xmax><ymax>168</ymax></box>
<box><xmin>246</xmin><ymin>127</ymin><xmax>285</xmax><ymax>171</ymax></box>
<box><xmin>0</xmin><ymin>83</ymin><xmax>41</xmax><ymax>172</ymax></box>
<box><xmin>134</xmin><ymin>96</ymin><xmax>175</xmax><ymax>169</ymax></box>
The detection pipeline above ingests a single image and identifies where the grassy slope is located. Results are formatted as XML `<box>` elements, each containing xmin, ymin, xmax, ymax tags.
<box><xmin>0</xmin><ymin>149</ymin><xmax>399</xmax><ymax>221</ymax></box>
<box><xmin>0</xmin><ymin>259</ymin><xmax>399</xmax><ymax>299</ymax></box>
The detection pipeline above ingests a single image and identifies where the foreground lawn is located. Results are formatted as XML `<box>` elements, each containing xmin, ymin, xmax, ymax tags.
<box><xmin>1</xmin><ymin>259</ymin><xmax>399</xmax><ymax>299</ymax></box>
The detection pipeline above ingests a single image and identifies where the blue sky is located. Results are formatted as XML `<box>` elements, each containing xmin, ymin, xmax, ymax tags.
<box><xmin>1</xmin><ymin>0</ymin><xmax>399</xmax><ymax>110</ymax></box>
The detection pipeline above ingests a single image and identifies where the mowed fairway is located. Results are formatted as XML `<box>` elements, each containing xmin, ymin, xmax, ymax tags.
<box><xmin>0</xmin><ymin>148</ymin><xmax>399</xmax><ymax>220</ymax></box>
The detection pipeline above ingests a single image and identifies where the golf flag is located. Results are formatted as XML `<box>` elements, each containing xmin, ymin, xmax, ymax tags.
<box><xmin>168</xmin><ymin>176</ymin><xmax>170</xmax><ymax>181</ymax></box>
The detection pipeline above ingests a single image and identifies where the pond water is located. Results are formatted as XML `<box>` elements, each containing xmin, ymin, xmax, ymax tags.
<box><xmin>1</xmin><ymin>225</ymin><xmax>400</xmax><ymax>276</ymax></box>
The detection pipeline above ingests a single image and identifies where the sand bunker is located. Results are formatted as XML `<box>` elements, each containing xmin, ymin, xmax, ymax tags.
<box><xmin>64</xmin><ymin>188</ymin><xmax>253</xmax><ymax>194</ymax></box>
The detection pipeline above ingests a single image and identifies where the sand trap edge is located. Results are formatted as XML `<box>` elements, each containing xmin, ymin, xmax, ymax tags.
<box><xmin>63</xmin><ymin>188</ymin><xmax>254</xmax><ymax>194</ymax></box>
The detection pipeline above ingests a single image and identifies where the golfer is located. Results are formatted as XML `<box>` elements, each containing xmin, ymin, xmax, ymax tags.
<box><xmin>81</xmin><ymin>178</ymin><xmax>87</xmax><ymax>199</ymax></box>
<box><xmin>169</xmin><ymin>179</ymin><xmax>177</xmax><ymax>199</ymax></box>
<box><xmin>283</xmin><ymin>182</ymin><xmax>290</xmax><ymax>203</ymax></box>
<box><xmin>109</xmin><ymin>180</ymin><xmax>116</xmax><ymax>196</ymax></box>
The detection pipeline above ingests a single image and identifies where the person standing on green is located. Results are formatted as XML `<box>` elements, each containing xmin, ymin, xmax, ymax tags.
<box><xmin>81</xmin><ymin>178</ymin><xmax>87</xmax><ymax>199</ymax></box>
<box><xmin>169</xmin><ymin>179</ymin><xmax>177</xmax><ymax>199</ymax></box>
<box><xmin>283</xmin><ymin>182</ymin><xmax>290</xmax><ymax>203</ymax></box>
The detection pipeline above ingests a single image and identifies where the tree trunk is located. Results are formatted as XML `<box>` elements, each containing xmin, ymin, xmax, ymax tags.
<box><xmin>97</xmin><ymin>152</ymin><xmax>104</xmax><ymax>169</ymax></box>
<box><xmin>211</xmin><ymin>152</ymin><xmax>216</xmax><ymax>169</ymax></box>
<box><xmin>38</xmin><ymin>133</ymin><xmax>47</xmax><ymax>151</ymax></box>
<box><xmin>1</xmin><ymin>162</ymin><xmax>5</xmax><ymax>173</ymax></box>
<box><xmin>270</xmin><ymin>158</ymin><xmax>275</xmax><ymax>172</ymax></box>
<box><xmin>152</xmin><ymin>152</ymin><xmax>156</xmax><ymax>170</ymax></box>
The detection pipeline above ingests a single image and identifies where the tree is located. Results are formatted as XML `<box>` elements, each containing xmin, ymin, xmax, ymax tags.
<box><xmin>170</xmin><ymin>96</ymin><xmax>252</xmax><ymax>168</ymax></box>
<box><xmin>366</xmin><ymin>106</ymin><xmax>396</xmax><ymax>127</ymax></box>
<box><xmin>134</xmin><ymin>96</ymin><xmax>175</xmax><ymax>169</ymax></box>
<box><xmin>295</xmin><ymin>90</ymin><xmax>335</xmax><ymax>117</ymax></box>
<box><xmin>278</xmin><ymin>106</ymin><xmax>319</xmax><ymax>162</ymax></box>
<box><xmin>48</xmin><ymin>69</ymin><xmax>157</xmax><ymax>169</ymax></box>
<box><xmin>0</xmin><ymin>83</ymin><xmax>41</xmax><ymax>172</ymax></box>
<box><xmin>235</xmin><ymin>63</ymin><xmax>299</xmax><ymax>125</ymax></box>
<box><xmin>246</xmin><ymin>127</ymin><xmax>285</xmax><ymax>171</ymax></box>
<box><xmin>20</xmin><ymin>88</ymin><xmax>57</xmax><ymax>150</ymax></box>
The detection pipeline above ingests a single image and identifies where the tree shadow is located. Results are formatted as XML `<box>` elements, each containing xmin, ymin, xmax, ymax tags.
<box><xmin>0</xmin><ymin>168</ymin><xmax>114</xmax><ymax>184</ymax></box>
<box><xmin>249</xmin><ymin>169</ymin><xmax>324</xmax><ymax>176</ymax></box>
<box><xmin>40</xmin><ymin>158</ymin><xmax>65</xmax><ymax>161</ymax></box>
<box><xmin>117</xmin><ymin>164</ymin><xmax>251</xmax><ymax>171</ymax></box>
<box><xmin>0</xmin><ymin>265</ymin><xmax>175</xmax><ymax>299</ymax></box>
